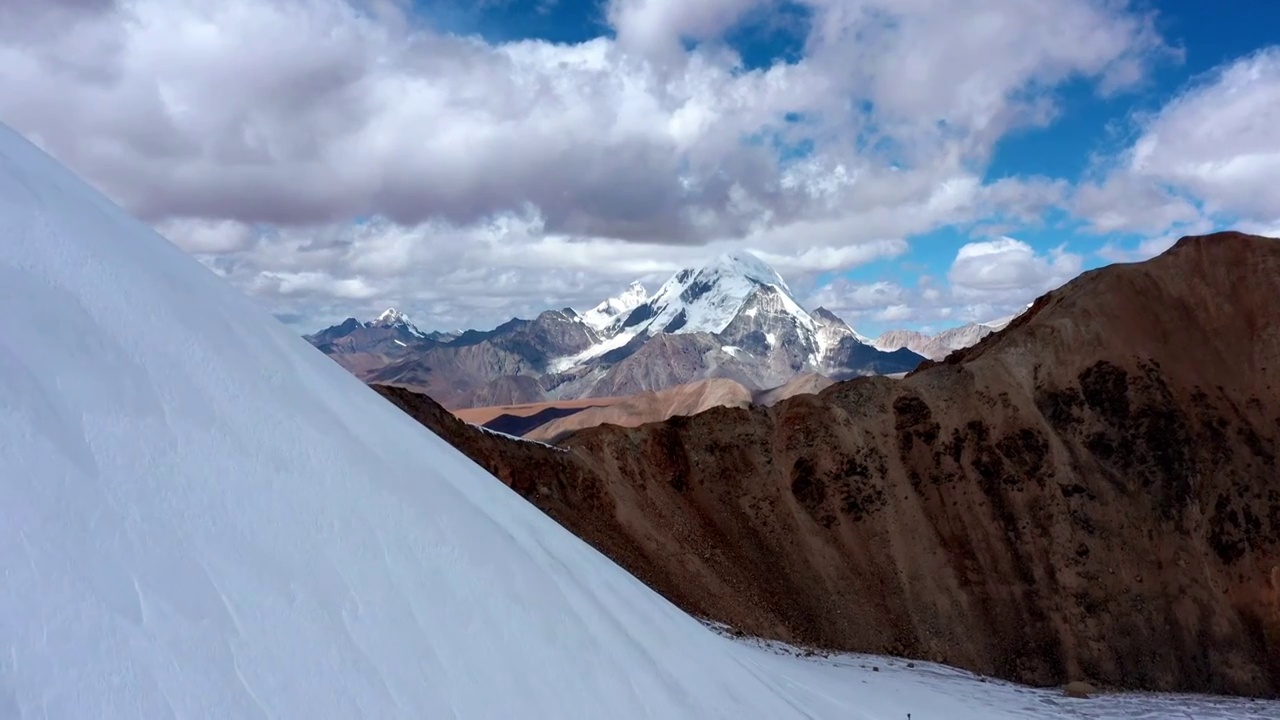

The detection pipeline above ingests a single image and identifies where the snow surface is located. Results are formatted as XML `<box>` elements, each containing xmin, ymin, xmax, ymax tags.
<box><xmin>580</xmin><ymin>280</ymin><xmax>648</xmax><ymax>332</ymax></box>
<box><xmin>2</xmin><ymin>124</ymin><xmax>1277</xmax><ymax>720</ymax></box>
<box><xmin>472</xmin><ymin>423</ymin><xmax>567</xmax><ymax>452</ymax></box>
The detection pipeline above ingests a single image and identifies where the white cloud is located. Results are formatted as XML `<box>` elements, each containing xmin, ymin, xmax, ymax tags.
<box><xmin>0</xmin><ymin>0</ymin><xmax>1175</xmax><ymax>329</ymax></box>
<box><xmin>807</xmin><ymin>237</ymin><xmax>1081</xmax><ymax>332</ymax></box>
<box><xmin>1076</xmin><ymin>47</ymin><xmax>1280</xmax><ymax>239</ymax></box>
<box><xmin>1236</xmin><ymin>219</ymin><xmax>1280</xmax><ymax>239</ymax></box>
<box><xmin>806</xmin><ymin>280</ymin><xmax>905</xmax><ymax>313</ymax></box>
<box><xmin>1071</xmin><ymin>176</ymin><xmax>1201</xmax><ymax>235</ymax></box>
<box><xmin>1095</xmin><ymin>236</ymin><xmax>1179</xmax><ymax>263</ymax></box>
<box><xmin>159</xmin><ymin>218</ymin><xmax>256</xmax><ymax>255</ymax></box>
<box><xmin>1127</xmin><ymin>48</ymin><xmax>1280</xmax><ymax>220</ymax></box>
<box><xmin>607</xmin><ymin>0</ymin><xmax>768</xmax><ymax>59</ymax></box>
<box><xmin>949</xmin><ymin>237</ymin><xmax>1082</xmax><ymax>299</ymax></box>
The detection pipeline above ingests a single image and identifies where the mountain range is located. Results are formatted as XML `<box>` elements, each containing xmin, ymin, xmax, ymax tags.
<box><xmin>305</xmin><ymin>252</ymin><xmax>944</xmax><ymax>408</ymax></box>
<box><xmin>6</xmin><ymin>115</ymin><xmax>1280</xmax><ymax>717</ymax></box>
<box><xmin>872</xmin><ymin>313</ymin><xmax>1022</xmax><ymax>360</ymax></box>
<box><xmin>376</xmin><ymin>232</ymin><xmax>1280</xmax><ymax>698</ymax></box>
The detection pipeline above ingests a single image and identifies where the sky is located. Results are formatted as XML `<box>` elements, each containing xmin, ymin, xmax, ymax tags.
<box><xmin>0</xmin><ymin>0</ymin><xmax>1277</xmax><ymax>336</ymax></box>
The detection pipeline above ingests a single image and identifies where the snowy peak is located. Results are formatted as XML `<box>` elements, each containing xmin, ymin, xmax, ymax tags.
<box><xmin>581</xmin><ymin>281</ymin><xmax>649</xmax><ymax>332</ymax></box>
<box><xmin>549</xmin><ymin>251</ymin><xmax>816</xmax><ymax>372</ymax></box>
<box><xmin>619</xmin><ymin>280</ymin><xmax>648</xmax><ymax>305</ymax></box>
<box><xmin>638</xmin><ymin>250</ymin><xmax>808</xmax><ymax>338</ymax></box>
<box><xmin>370</xmin><ymin>307</ymin><xmax>425</xmax><ymax>337</ymax></box>
<box><xmin>374</xmin><ymin>307</ymin><xmax>410</xmax><ymax>324</ymax></box>
<box><xmin>701</xmin><ymin>251</ymin><xmax>790</xmax><ymax>293</ymax></box>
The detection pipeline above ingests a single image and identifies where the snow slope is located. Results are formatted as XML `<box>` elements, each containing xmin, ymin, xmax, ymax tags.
<box><xmin>1</xmin><ymin>124</ymin><xmax>1276</xmax><ymax>720</ymax></box>
<box><xmin>638</xmin><ymin>251</ymin><xmax>813</xmax><ymax>338</ymax></box>
<box><xmin>0</xmin><ymin>125</ymin><xmax>812</xmax><ymax>719</ymax></box>
<box><xmin>580</xmin><ymin>280</ymin><xmax>648</xmax><ymax>332</ymax></box>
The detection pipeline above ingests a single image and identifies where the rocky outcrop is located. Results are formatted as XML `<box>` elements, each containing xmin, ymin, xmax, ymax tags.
<box><xmin>376</xmin><ymin>232</ymin><xmax>1280</xmax><ymax>697</ymax></box>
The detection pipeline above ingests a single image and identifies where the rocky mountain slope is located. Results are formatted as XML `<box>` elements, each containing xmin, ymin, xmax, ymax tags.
<box><xmin>525</xmin><ymin>378</ymin><xmax>755</xmax><ymax>442</ymax></box>
<box><xmin>874</xmin><ymin>312</ymin><xmax>1020</xmax><ymax>360</ymax></box>
<box><xmin>455</xmin><ymin>374</ymin><xmax>836</xmax><ymax>441</ymax></box>
<box><xmin>310</xmin><ymin>253</ymin><xmax>925</xmax><ymax>407</ymax></box>
<box><xmin>375</xmin><ymin>232</ymin><xmax>1280</xmax><ymax>698</ymax></box>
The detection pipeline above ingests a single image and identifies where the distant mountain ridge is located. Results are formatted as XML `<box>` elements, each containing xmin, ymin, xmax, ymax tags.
<box><xmin>872</xmin><ymin>311</ymin><xmax>1023</xmax><ymax>360</ymax></box>
<box><xmin>306</xmin><ymin>252</ymin><xmax>930</xmax><ymax>408</ymax></box>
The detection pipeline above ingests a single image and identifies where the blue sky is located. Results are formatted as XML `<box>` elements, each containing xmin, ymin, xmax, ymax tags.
<box><xmin>2</xmin><ymin>0</ymin><xmax>1277</xmax><ymax>335</ymax></box>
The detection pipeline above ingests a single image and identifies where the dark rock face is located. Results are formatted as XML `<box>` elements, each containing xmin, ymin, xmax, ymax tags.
<box><xmin>374</xmin><ymin>233</ymin><xmax>1280</xmax><ymax>698</ymax></box>
<box><xmin>828</xmin><ymin>337</ymin><xmax>925</xmax><ymax>378</ymax></box>
<box><xmin>305</xmin><ymin>317</ymin><xmax>435</xmax><ymax>358</ymax></box>
<box><xmin>343</xmin><ymin>310</ymin><xmax>599</xmax><ymax>408</ymax></box>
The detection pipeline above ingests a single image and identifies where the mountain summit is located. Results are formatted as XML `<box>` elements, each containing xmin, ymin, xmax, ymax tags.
<box><xmin>581</xmin><ymin>281</ymin><xmax>648</xmax><ymax>332</ymax></box>
<box><xmin>370</xmin><ymin>307</ymin><xmax>424</xmax><ymax>335</ymax></box>
<box><xmin>602</xmin><ymin>251</ymin><xmax>804</xmax><ymax>340</ymax></box>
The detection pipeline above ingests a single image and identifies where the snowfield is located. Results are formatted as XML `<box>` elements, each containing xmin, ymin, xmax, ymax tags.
<box><xmin>1</xmin><ymin>124</ymin><xmax>1276</xmax><ymax>719</ymax></box>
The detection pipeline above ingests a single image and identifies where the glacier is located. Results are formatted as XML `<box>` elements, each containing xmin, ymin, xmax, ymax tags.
<box><xmin>0</xmin><ymin>123</ymin><xmax>1276</xmax><ymax>719</ymax></box>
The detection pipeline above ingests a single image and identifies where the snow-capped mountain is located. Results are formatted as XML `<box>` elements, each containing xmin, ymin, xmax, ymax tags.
<box><xmin>306</xmin><ymin>308</ymin><xmax>437</xmax><ymax>358</ymax></box>
<box><xmin>369</xmin><ymin>306</ymin><xmax>425</xmax><ymax>336</ymax></box>
<box><xmin>617</xmin><ymin>252</ymin><xmax>803</xmax><ymax>337</ymax></box>
<box><xmin>0</xmin><ymin>120</ymin><xmax>817</xmax><ymax>719</ymax></box>
<box><xmin>306</xmin><ymin>252</ymin><xmax>925</xmax><ymax>406</ymax></box>
<box><xmin>564</xmin><ymin>253</ymin><xmax>825</xmax><ymax>368</ymax></box>
<box><xmin>580</xmin><ymin>281</ymin><xmax>648</xmax><ymax>332</ymax></box>
<box><xmin>547</xmin><ymin>252</ymin><xmax>924</xmax><ymax>397</ymax></box>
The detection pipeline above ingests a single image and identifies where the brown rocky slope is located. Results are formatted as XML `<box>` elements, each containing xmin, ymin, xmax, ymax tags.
<box><xmin>525</xmin><ymin>378</ymin><xmax>754</xmax><ymax>442</ymax></box>
<box><xmin>375</xmin><ymin>232</ymin><xmax>1280</xmax><ymax>697</ymax></box>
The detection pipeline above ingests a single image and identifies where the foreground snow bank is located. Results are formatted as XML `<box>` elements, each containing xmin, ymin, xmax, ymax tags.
<box><xmin>1</xmin><ymin>124</ymin><xmax>1276</xmax><ymax>720</ymax></box>
<box><xmin>726</xmin><ymin>634</ymin><xmax>1277</xmax><ymax>719</ymax></box>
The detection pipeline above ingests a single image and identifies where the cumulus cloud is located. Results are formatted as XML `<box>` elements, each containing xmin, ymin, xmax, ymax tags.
<box><xmin>806</xmin><ymin>280</ymin><xmax>906</xmax><ymax>313</ymax></box>
<box><xmin>0</xmin><ymin>0</ymin><xmax>1177</xmax><ymax>329</ymax></box>
<box><xmin>807</xmin><ymin>236</ymin><xmax>1085</xmax><ymax>332</ymax></box>
<box><xmin>608</xmin><ymin>0</ymin><xmax>768</xmax><ymax>59</ymax></box>
<box><xmin>1071</xmin><ymin>176</ymin><xmax>1202</xmax><ymax>235</ymax></box>
<box><xmin>949</xmin><ymin>237</ymin><xmax>1082</xmax><ymax>300</ymax></box>
<box><xmin>1127</xmin><ymin>48</ymin><xmax>1280</xmax><ymax>220</ymax></box>
<box><xmin>1076</xmin><ymin>47</ymin><xmax>1280</xmax><ymax>239</ymax></box>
